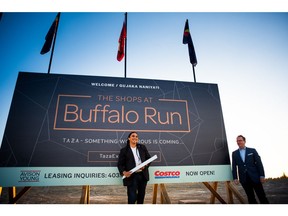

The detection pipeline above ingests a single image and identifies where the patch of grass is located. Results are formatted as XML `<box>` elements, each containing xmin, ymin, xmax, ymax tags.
<box><xmin>267</xmin><ymin>172</ymin><xmax>287</xmax><ymax>180</ymax></box>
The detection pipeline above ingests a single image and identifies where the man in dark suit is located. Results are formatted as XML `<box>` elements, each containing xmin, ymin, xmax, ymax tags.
<box><xmin>232</xmin><ymin>135</ymin><xmax>269</xmax><ymax>204</ymax></box>
<box><xmin>118</xmin><ymin>132</ymin><xmax>151</xmax><ymax>204</ymax></box>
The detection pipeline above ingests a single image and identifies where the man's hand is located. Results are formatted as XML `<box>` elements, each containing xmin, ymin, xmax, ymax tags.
<box><xmin>260</xmin><ymin>177</ymin><xmax>265</xmax><ymax>183</ymax></box>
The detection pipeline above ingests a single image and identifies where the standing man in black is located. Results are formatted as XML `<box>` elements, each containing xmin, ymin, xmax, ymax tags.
<box><xmin>117</xmin><ymin>131</ymin><xmax>151</xmax><ymax>204</ymax></box>
<box><xmin>232</xmin><ymin>135</ymin><xmax>269</xmax><ymax>204</ymax></box>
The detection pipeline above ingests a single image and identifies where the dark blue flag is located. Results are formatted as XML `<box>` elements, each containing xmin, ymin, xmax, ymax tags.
<box><xmin>40</xmin><ymin>13</ymin><xmax>60</xmax><ymax>55</ymax></box>
<box><xmin>183</xmin><ymin>19</ymin><xmax>197</xmax><ymax>66</ymax></box>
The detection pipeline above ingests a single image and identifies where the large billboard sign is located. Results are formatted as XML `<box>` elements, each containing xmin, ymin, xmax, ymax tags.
<box><xmin>0</xmin><ymin>72</ymin><xmax>232</xmax><ymax>186</ymax></box>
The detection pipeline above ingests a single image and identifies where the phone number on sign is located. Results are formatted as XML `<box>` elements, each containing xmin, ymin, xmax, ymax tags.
<box><xmin>107</xmin><ymin>172</ymin><xmax>122</xmax><ymax>178</ymax></box>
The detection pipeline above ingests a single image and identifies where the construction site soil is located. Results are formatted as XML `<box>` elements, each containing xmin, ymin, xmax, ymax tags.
<box><xmin>1</xmin><ymin>178</ymin><xmax>288</xmax><ymax>204</ymax></box>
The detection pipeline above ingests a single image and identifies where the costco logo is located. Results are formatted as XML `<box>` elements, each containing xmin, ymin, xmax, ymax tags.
<box><xmin>154</xmin><ymin>170</ymin><xmax>180</xmax><ymax>179</ymax></box>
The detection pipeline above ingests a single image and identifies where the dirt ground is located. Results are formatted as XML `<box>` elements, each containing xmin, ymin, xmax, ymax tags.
<box><xmin>1</xmin><ymin>178</ymin><xmax>288</xmax><ymax>204</ymax></box>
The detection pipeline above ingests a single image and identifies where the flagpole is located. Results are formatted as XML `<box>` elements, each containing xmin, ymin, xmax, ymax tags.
<box><xmin>192</xmin><ymin>65</ymin><xmax>196</xmax><ymax>82</ymax></box>
<box><xmin>48</xmin><ymin>13</ymin><xmax>61</xmax><ymax>74</ymax></box>
<box><xmin>124</xmin><ymin>12</ymin><xmax>127</xmax><ymax>78</ymax></box>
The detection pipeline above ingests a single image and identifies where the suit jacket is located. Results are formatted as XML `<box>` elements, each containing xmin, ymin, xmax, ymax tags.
<box><xmin>232</xmin><ymin>147</ymin><xmax>265</xmax><ymax>184</ymax></box>
<box><xmin>117</xmin><ymin>144</ymin><xmax>151</xmax><ymax>186</ymax></box>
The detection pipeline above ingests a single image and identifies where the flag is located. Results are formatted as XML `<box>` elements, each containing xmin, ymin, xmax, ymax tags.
<box><xmin>183</xmin><ymin>19</ymin><xmax>197</xmax><ymax>66</ymax></box>
<box><xmin>40</xmin><ymin>13</ymin><xmax>60</xmax><ymax>55</ymax></box>
<box><xmin>117</xmin><ymin>20</ymin><xmax>127</xmax><ymax>61</ymax></box>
